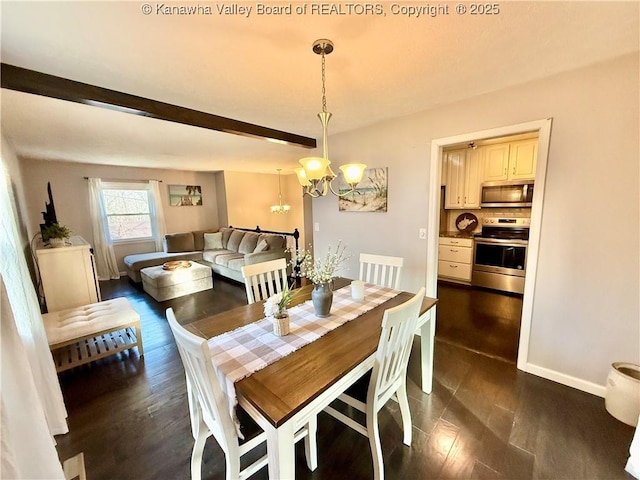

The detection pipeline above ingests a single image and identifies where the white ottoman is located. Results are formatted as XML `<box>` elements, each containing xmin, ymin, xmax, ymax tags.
<box><xmin>141</xmin><ymin>263</ymin><xmax>213</xmax><ymax>302</ymax></box>
<box><xmin>42</xmin><ymin>297</ymin><xmax>143</xmax><ymax>372</ymax></box>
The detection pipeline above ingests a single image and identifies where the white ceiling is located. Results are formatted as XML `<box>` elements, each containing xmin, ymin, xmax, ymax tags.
<box><xmin>1</xmin><ymin>1</ymin><xmax>638</xmax><ymax>174</ymax></box>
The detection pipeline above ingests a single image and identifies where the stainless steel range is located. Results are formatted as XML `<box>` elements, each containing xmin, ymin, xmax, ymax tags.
<box><xmin>472</xmin><ymin>216</ymin><xmax>530</xmax><ymax>295</ymax></box>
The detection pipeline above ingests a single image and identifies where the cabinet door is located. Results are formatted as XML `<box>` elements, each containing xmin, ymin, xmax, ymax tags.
<box><xmin>483</xmin><ymin>144</ymin><xmax>510</xmax><ymax>182</ymax></box>
<box><xmin>464</xmin><ymin>148</ymin><xmax>482</xmax><ymax>208</ymax></box>
<box><xmin>444</xmin><ymin>150</ymin><xmax>465</xmax><ymax>209</ymax></box>
<box><xmin>509</xmin><ymin>139</ymin><xmax>537</xmax><ymax>180</ymax></box>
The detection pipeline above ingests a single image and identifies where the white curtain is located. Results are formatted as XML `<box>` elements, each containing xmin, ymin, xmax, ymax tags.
<box><xmin>88</xmin><ymin>177</ymin><xmax>120</xmax><ymax>280</ymax></box>
<box><xmin>0</xmin><ymin>163</ymin><xmax>67</xmax><ymax>478</ymax></box>
<box><xmin>149</xmin><ymin>180</ymin><xmax>167</xmax><ymax>252</ymax></box>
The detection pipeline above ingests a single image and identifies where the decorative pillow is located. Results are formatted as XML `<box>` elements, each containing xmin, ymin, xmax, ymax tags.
<box><xmin>203</xmin><ymin>232</ymin><xmax>223</xmax><ymax>250</ymax></box>
<box><xmin>254</xmin><ymin>239</ymin><xmax>269</xmax><ymax>253</ymax></box>
<box><xmin>238</xmin><ymin>232</ymin><xmax>260</xmax><ymax>254</ymax></box>
<box><xmin>227</xmin><ymin>230</ymin><xmax>246</xmax><ymax>252</ymax></box>
<box><xmin>164</xmin><ymin>232</ymin><xmax>195</xmax><ymax>253</ymax></box>
<box><xmin>193</xmin><ymin>229</ymin><xmax>218</xmax><ymax>251</ymax></box>
<box><xmin>259</xmin><ymin>234</ymin><xmax>285</xmax><ymax>251</ymax></box>
<box><xmin>220</xmin><ymin>227</ymin><xmax>233</xmax><ymax>249</ymax></box>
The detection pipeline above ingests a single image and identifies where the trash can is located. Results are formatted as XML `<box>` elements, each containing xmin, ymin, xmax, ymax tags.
<box><xmin>605</xmin><ymin>362</ymin><xmax>640</xmax><ymax>427</ymax></box>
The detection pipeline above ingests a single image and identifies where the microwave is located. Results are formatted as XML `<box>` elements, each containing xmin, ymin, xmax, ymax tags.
<box><xmin>480</xmin><ymin>180</ymin><xmax>534</xmax><ymax>207</ymax></box>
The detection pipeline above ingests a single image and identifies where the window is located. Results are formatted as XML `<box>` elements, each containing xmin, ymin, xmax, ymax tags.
<box><xmin>101</xmin><ymin>182</ymin><xmax>156</xmax><ymax>242</ymax></box>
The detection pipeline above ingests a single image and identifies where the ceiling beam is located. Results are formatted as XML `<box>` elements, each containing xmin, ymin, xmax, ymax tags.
<box><xmin>1</xmin><ymin>63</ymin><xmax>316</xmax><ymax>149</ymax></box>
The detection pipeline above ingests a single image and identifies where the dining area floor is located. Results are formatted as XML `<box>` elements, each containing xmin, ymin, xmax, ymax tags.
<box><xmin>54</xmin><ymin>276</ymin><xmax>636</xmax><ymax>479</ymax></box>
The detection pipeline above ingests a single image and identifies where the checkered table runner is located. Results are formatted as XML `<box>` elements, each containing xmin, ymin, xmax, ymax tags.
<box><xmin>207</xmin><ymin>282</ymin><xmax>401</xmax><ymax>436</ymax></box>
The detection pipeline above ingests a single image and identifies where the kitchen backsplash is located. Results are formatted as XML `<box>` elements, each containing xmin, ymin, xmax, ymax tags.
<box><xmin>443</xmin><ymin>208</ymin><xmax>531</xmax><ymax>234</ymax></box>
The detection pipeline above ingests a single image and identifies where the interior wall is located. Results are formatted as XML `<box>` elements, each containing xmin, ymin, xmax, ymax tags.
<box><xmin>1</xmin><ymin>135</ymin><xmax>28</xmax><ymax>250</ymax></box>
<box><xmin>311</xmin><ymin>53</ymin><xmax>639</xmax><ymax>390</ymax></box>
<box><xmin>223</xmin><ymin>171</ymin><xmax>306</xmax><ymax>249</ymax></box>
<box><xmin>18</xmin><ymin>158</ymin><xmax>220</xmax><ymax>271</ymax></box>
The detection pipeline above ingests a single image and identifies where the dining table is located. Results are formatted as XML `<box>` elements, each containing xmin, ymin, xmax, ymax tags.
<box><xmin>185</xmin><ymin>277</ymin><xmax>438</xmax><ymax>479</ymax></box>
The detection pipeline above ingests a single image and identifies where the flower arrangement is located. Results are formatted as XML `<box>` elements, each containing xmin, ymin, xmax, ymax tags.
<box><xmin>290</xmin><ymin>242</ymin><xmax>350</xmax><ymax>285</ymax></box>
<box><xmin>263</xmin><ymin>283</ymin><xmax>295</xmax><ymax>319</ymax></box>
<box><xmin>42</xmin><ymin>223</ymin><xmax>72</xmax><ymax>241</ymax></box>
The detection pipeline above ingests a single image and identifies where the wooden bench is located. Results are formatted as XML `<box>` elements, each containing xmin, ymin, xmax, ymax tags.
<box><xmin>43</xmin><ymin>297</ymin><xmax>143</xmax><ymax>372</ymax></box>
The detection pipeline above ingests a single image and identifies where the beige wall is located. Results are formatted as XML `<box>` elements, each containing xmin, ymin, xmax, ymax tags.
<box><xmin>311</xmin><ymin>53</ymin><xmax>639</xmax><ymax>389</ymax></box>
<box><xmin>18</xmin><ymin>159</ymin><xmax>220</xmax><ymax>271</ymax></box>
<box><xmin>222</xmin><ymin>170</ymin><xmax>306</xmax><ymax>249</ymax></box>
<box><xmin>1</xmin><ymin>135</ymin><xmax>29</xmax><ymax>250</ymax></box>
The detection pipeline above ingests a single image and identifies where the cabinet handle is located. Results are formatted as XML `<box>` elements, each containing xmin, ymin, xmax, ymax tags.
<box><xmin>513</xmin><ymin>166</ymin><xmax>516</xmax><ymax>174</ymax></box>
<box><xmin>450</xmin><ymin>241</ymin><xmax>459</xmax><ymax>244</ymax></box>
<box><xmin>450</xmin><ymin>249</ymin><xmax>459</xmax><ymax>253</ymax></box>
<box><xmin>450</xmin><ymin>265</ymin><xmax>458</xmax><ymax>268</ymax></box>
<box><xmin>504</xmin><ymin>167</ymin><xmax>507</xmax><ymax>175</ymax></box>
<box><xmin>457</xmin><ymin>196</ymin><xmax>460</xmax><ymax>203</ymax></box>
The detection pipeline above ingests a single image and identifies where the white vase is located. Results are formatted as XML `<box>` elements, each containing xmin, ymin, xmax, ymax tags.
<box><xmin>48</xmin><ymin>237</ymin><xmax>66</xmax><ymax>248</ymax></box>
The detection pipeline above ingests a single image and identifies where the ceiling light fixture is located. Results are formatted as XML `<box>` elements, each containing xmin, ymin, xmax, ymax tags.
<box><xmin>294</xmin><ymin>39</ymin><xmax>367</xmax><ymax>198</ymax></box>
<box><xmin>270</xmin><ymin>169</ymin><xmax>291</xmax><ymax>214</ymax></box>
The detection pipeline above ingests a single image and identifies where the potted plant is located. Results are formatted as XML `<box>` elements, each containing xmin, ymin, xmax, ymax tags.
<box><xmin>264</xmin><ymin>283</ymin><xmax>296</xmax><ymax>336</ymax></box>
<box><xmin>42</xmin><ymin>223</ymin><xmax>72</xmax><ymax>248</ymax></box>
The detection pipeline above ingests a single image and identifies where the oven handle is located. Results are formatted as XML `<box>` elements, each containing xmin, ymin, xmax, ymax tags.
<box><xmin>475</xmin><ymin>238</ymin><xmax>529</xmax><ymax>246</ymax></box>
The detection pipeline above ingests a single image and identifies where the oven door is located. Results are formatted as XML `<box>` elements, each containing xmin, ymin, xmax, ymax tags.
<box><xmin>473</xmin><ymin>238</ymin><xmax>528</xmax><ymax>277</ymax></box>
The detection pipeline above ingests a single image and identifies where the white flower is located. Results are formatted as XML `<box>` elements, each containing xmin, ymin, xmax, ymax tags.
<box><xmin>289</xmin><ymin>241</ymin><xmax>350</xmax><ymax>285</ymax></box>
<box><xmin>263</xmin><ymin>285</ymin><xmax>295</xmax><ymax>318</ymax></box>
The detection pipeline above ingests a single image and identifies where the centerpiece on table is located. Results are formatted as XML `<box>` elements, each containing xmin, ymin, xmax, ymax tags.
<box><xmin>291</xmin><ymin>242</ymin><xmax>349</xmax><ymax>318</ymax></box>
<box><xmin>264</xmin><ymin>283</ymin><xmax>295</xmax><ymax>336</ymax></box>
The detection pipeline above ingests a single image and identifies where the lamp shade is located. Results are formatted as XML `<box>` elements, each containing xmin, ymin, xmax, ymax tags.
<box><xmin>299</xmin><ymin>157</ymin><xmax>330</xmax><ymax>181</ymax></box>
<box><xmin>294</xmin><ymin>167</ymin><xmax>311</xmax><ymax>187</ymax></box>
<box><xmin>339</xmin><ymin>164</ymin><xmax>367</xmax><ymax>184</ymax></box>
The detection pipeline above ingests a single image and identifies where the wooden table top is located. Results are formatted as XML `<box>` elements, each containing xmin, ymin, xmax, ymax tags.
<box><xmin>185</xmin><ymin>278</ymin><xmax>438</xmax><ymax>428</ymax></box>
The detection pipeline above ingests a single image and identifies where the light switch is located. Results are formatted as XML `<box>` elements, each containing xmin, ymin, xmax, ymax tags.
<box><xmin>419</xmin><ymin>228</ymin><xmax>427</xmax><ymax>239</ymax></box>
<box><xmin>314</xmin><ymin>222</ymin><xmax>320</xmax><ymax>232</ymax></box>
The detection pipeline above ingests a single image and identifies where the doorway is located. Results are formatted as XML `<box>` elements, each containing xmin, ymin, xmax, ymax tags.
<box><xmin>425</xmin><ymin>119</ymin><xmax>552</xmax><ymax>371</ymax></box>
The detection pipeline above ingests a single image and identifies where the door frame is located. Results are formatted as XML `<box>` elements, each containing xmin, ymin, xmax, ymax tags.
<box><xmin>425</xmin><ymin>118</ymin><xmax>552</xmax><ymax>371</ymax></box>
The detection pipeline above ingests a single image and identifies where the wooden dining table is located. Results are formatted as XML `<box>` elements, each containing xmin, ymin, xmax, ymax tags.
<box><xmin>185</xmin><ymin>277</ymin><xmax>438</xmax><ymax>479</ymax></box>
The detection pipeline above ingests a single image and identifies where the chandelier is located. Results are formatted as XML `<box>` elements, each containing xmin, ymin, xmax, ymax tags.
<box><xmin>270</xmin><ymin>169</ymin><xmax>291</xmax><ymax>214</ymax></box>
<box><xmin>294</xmin><ymin>39</ymin><xmax>367</xmax><ymax>198</ymax></box>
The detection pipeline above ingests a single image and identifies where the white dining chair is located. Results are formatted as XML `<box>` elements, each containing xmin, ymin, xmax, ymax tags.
<box><xmin>359</xmin><ymin>253</ymin><xmax>404</xmax><ymax>289</ymax></box>
<box><xmin>241</xmin><ymin>258</ymin><xmax>288</xmax><ymax>304</ymax></box>
<box><xmin>323</xmin><ymin>287</ymin><xmax>425</xmax><ymax>480</ymax></box>
<box><xmin>166</xmin><ymin>308</ymin><xmax>318</xmax><ymax>480</ymax></box>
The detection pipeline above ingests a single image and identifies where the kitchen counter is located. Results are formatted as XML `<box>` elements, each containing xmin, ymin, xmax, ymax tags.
<box><xmin>439</xmin><ymin>231</ymin><xmax>476</xmax><ymax>239</ymax></box>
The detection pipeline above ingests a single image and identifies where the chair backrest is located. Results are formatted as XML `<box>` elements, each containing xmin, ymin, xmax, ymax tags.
<box><xmin>359</xmin><ymin>253</ymin><xmax>404</xmax><ymax>289</ymax></box>
<box><xmin>241</xmin><ymin>258</ymin><xmax>288</xmax><ymax>304</ymax></box>
<box><xmin>368</xmin><ymin>288</ymin><xmax>425</xmax><ymax>407</ymax></box>
<box><xmin>166</xmin><ymin>308</ymin><xmax>238</xmax><ymax>454</ymax></box>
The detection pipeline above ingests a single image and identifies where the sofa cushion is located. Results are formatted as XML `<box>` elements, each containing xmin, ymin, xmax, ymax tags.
<box><xmin>193</xmin><ymin>229</ymin><xmax>218</xmax><ymax>251</ymax></box>
<box><xmin>214</xmin><ymin>253</ymin><xmax>244</xmax><ymax>268</ymax></box>
<box><xmin>254</xmin><ymin>239</ymin><xmax>269</xmax><ymax>253</ymax></box>
<box><xmin>238</xmin><ymin>232</ymin><xmax>260</xmax><ymax>254</ymax></box>
<box><xmin>227</xmin><ymin>257</ymin><xmax>246</xmax><ymax>271</ymax></box>
<box><xmin>220</xmin><ymin>227</ymin><xmax>233</xmax><ymax>248</ymax></box>
<box><xmin>165</xmin><ymin>232</ymin><xmax>195</xmax><ymax>253</ymax></box>
<box><xmin>227</xmin><ymin>230</ymin><xmax>245</xmax><ymax>252</ymax></box>
<box><xmin>204</xmin><ymin>232</ymin><xmax>223</xmax><ymax>250</ymax></box>
<box><xmin>259</xmin><ymin>233</ymin><xmax>286</xmax><ymax>251</ymax></box>
<box><xmin>202</xmin><ymin>249</ymin><xmax>234</xmax><ymax>264</ymax></box>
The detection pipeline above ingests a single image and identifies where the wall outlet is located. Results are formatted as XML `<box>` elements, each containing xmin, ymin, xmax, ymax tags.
<box><xmin>314</xmin><ymin>222</ymin><xmax>320</xmax><ymax>232</ymax></box>
<box><xmin>419</xmin><ymin>228</ymin><xmax>427</xmax><ymax>239</ymax></box>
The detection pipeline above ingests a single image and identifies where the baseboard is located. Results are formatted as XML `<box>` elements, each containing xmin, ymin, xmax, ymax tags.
<box><xmin>523</xmin><ymin>363</ymin><xmax>606</xmax><ymax>398</ymax></box>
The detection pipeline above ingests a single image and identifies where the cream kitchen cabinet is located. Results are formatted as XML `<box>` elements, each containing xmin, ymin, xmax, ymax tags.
<box><xmin>438</xmin><ymin>236</ymin><xmax>473</xmax><ymax>282</ymax></box>
<box><xmin>482</xmin><ymin>139</ymin><xmax>538</xmax><ymax>182</ymax></box>
<box><xmin>36</xmin><ymin>235</ymin><xmax>101</xmax><ymax>312</ymax></box>
<box><xmin>444</xmin><ymin>148</ymin><xmax>482</xmax><ymax>209</ymax></box>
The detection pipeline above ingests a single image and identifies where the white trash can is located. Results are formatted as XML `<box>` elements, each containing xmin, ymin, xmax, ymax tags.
<box><xmin>605</xmin><ymin>362</ymin><xmax>640</xmax><ymax>427</ymax></box>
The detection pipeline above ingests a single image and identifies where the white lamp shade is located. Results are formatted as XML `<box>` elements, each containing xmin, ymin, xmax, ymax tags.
<box><xmin>294</xmin><ymin>167</ymin><xmax>311</xmax><ymax>186</ymax></box>
<box><xmin>299</xmin><ymin>157</ymin><xmax>330</xmax><ymax>181</ymax></box>
<box><xmin>340</xmin><ymin>163</ymin><xmax>367</xmax><ymax>184</ymax></box>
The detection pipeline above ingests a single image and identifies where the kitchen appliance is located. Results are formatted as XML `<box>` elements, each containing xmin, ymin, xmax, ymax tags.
<box><xmin>480</xmin><ymin>180</ymin><xmax>534</xmax><ymax>208</ymax></box>
<box><xmin>472</xmin><ymin>216</ymin><xmax>530</xmax><ymax>294</ymax></box>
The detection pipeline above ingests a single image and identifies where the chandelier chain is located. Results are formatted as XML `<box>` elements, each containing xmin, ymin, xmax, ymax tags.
<box><xmin>321</xmin><ymin>50</ymin><xmax>327</xmax><ymax>113</ymax></box>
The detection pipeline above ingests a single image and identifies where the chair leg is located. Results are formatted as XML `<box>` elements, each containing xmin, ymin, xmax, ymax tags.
<box><xmin>367</xmin><ymin>410</ymin><xmax>384</xmax><ymax>480</ymax></box>
<box><xmin>397</xmin><ymin>383</ymin><xmax>412</xmax><ymax>446</ymax></box>
<box><xmin>190</xmin><ymin>422</ymin><xmax>208</xmax><ymax>480</ymax></box>
<box><xmin>304</xmin><ymin>416</ymin><xmax>318</xmax><ymax>471</ymax></box>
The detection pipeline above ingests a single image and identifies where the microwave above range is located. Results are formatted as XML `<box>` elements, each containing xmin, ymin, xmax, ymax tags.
<box><xmin>480</xmin><ymin>180</ymin><xmax>534</xmax><ymax>208</ymax></box>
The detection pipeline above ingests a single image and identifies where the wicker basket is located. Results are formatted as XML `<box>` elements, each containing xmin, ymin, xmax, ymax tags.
<box><xmin>272</xmin><ymin>314</ymin><xmax>290</xmax><ymax>337</ymax></box>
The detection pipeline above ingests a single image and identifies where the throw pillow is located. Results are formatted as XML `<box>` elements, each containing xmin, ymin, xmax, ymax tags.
<box><xmin>254</xmin><ymin>239</ymin><xmax>269</xmax><ymax>253</ymax></box>
<box><xmin>165</xmin><ymin>232</ymin><xmax>195</xmax><ymax>253</ymax></box>
<box><xmin>238</xmin><ymin>232</ymin><xmax>260</xmax><ymax>254</ymax></box>
<box><xmin>193</xmin><ymin>229</ymin><xmax>218</xmax><ymax>251</ymax></box>
<box><xmin>227</xmin><ymin>230</ymin><xmax>246</xmax><ymax>252</ymax></box>
<box><xmin>203</xmin><ymin>232</ymin><xmax>223</xmax><ymax>250</ymax></box>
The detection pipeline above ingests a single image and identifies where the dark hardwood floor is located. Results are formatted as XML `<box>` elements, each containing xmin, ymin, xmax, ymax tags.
<box><xmin>54</xmin><ymin>276</ymin><xmax>635</xmax><ymax>479</ymax></box>
<box><xmin>436</xmin><ymin>281</ymin><xmax>523</xmax><ymax>363</ymax></box>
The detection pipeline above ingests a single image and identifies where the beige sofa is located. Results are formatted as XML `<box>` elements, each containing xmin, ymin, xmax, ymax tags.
<box><xmin>124</xmin><ymin>227</ymin><xmax>289</xmax><ymax>284</ymax></box>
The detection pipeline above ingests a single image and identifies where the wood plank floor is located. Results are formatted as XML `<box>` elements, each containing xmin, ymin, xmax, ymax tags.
<box><xmin>54</xmin><ymin>276</ymin><xmax>636</xmax><ymax>480</ymax></box>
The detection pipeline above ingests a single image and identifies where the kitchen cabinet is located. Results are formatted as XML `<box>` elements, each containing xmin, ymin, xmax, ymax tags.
<box><xmin>482</xmin><ymin>139</ymin><xmax>538</xmax><ymax>182</ymax></box>
<box><xmin>438</xmin><ymin>236</ymin><xmax>473</xmax><ymax>282</ymax></box>
<box><xmin>444</xmin><ymin>148</ymin><xmax>482</xmax><ymax>209</ymax></box>
<box><xmin>36</xmin><ymin>235</ymin><xmax>101</xmax><ymax>312</ymax></box>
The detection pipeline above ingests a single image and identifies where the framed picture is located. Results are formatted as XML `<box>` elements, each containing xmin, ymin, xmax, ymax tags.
<box><xmin>169</xmin><ymin>185</ymin><xmax>202</xmax><ymax>206</ymax></box>
<box><xmin>337</xmin><ymin>167</ymin><xmax>388</xmax><ymax>212</ymax></box>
